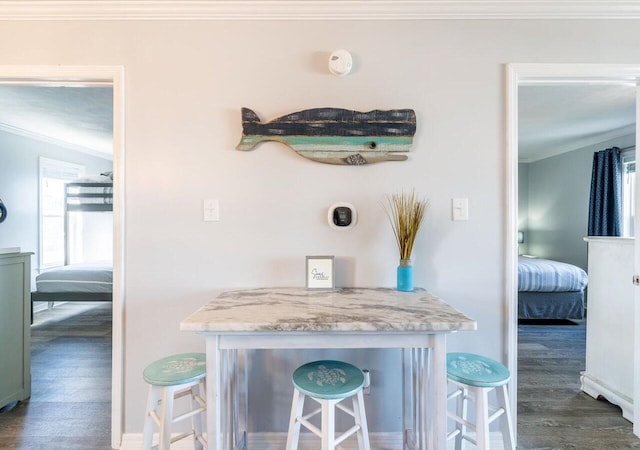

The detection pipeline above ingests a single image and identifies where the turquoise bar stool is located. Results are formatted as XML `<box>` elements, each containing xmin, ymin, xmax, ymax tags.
<box><xmin>285</xmin><ymin>360</ymin><xmax>371</xmax><ymax>450</ymax></box>
<box><xmin>142</xmin><ymin>353</ymin><xmax>207</xmax><ymax>450</ymax></box>
<box><xmin>446</xmin><ymin>353</ymin><xmax>515</xmax><ymax>450</ymax></box>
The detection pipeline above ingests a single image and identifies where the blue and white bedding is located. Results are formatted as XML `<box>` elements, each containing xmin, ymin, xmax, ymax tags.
<box><xmin>35</xmin><ymin>264</ymin><xmax>112</xmax><ymax>294</ymax></box>
<box><xmin>518</xmin><ymin>256</ymin><xmax>588</xmax><ymax>292</ymax></box>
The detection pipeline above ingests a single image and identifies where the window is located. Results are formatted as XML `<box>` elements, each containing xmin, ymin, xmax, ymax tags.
<box><xmin>39</xmin><ymin>158</ymin><xmax>85</xmax><ymax>269</ymax></box>
<box><xmin>622</xmin><ymin>151</ymin><xmax>636</xmax><ymax>238</ymax></box>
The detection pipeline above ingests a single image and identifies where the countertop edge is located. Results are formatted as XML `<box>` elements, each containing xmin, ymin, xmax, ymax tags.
<box><xmin>180</xmin><ymin>322</ymin><xmax>477</xmax><ymax>333</ymax></box>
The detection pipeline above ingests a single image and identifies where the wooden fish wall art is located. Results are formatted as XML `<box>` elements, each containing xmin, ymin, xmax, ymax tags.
<box><xmin>236</xmin><ymin>107</ymin><xmax>416</xmax><ymax>165</ymax></box>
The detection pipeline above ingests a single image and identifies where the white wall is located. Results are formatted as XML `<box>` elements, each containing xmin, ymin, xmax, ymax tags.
<box><xmin>2</xmin><ymin>19</ymin><xmax>640</xmax><ymax>435</ymax></box>
<box><xmin>518</xmin><ymin>162</ymin><xmax>530</xmax><ymax>255</ymax></box>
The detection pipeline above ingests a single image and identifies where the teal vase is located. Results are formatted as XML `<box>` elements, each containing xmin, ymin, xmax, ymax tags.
<box><xmin>397</xmin><ymin>259</ymin><xmax>414</xmax><ymax>291</ymax></box>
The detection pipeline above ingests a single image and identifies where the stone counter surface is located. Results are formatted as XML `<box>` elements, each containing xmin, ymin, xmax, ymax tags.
<box><xmin>181</xmin><ymin>287</ymin><xmax>476</xmax><ymax>333</ymax></box>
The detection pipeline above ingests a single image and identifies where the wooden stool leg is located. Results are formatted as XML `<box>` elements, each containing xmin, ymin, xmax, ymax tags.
<box><xmin>475</xmin><ymin>387</ymin><xmax>490</xmax><ymax>450</ymax></box>
<box><xmin>496</xmin><ymin>384</ymin><xmax>515</xmax><ymax>450</ymax></box>
<box><xmin>192</xmin><ymin>381</ymin><xmax>205</xmax><ymax>450</ymax></box>
<box><xmin>199</xmin><ymin>379</ymin><xmax>208</xmax><ymax>448</ymax></box>
<box><xmin>454</xmin><ymin>386</ymin><xmax>467</xmax><ymax>450</ymax></box>
<box><xmin>158</xmin><ymin>386</ymin><xmax>175</xmax><ymax>450</ymax></box>
<box><xmin>286</xmin><ymin>389</ymin><xmax>305</xmax><ymax>450</ymax></box>
<box><xmin>321</xmin><ymin>399</ymin><xmax>336</xmax><ymax>450</ymax></box>
<box><xmin>353</xmin><ymin>391</ymin><xmax>371</xmax><ymax>450</ymax></box>
<box><xmin>142</xmin><ymin>385</ymin><xmax>161</xmax><ymax>450</ymax></box>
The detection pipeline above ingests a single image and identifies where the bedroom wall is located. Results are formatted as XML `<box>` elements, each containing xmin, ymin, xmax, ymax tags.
<box><xmin>1</xmin><ymin>18</ymin><xmax>640</xmax><ymax>436</ymax></box>
<box><xmin>0</xmin><ymin>129</ymin><xmax>113</xmax><ymax>281</ymax></box>
<box><xmin>524</xmin><ymin>133</ymin><xmax>635</xmax><ymax>271</ymax></box>
<box><xmin>518</xmin><ymin>162</ymin><xmax>530</xmax><ymax>255</ymax></box>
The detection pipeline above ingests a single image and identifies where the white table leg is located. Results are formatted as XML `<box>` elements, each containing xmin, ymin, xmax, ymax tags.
<box><xmin>206</xmin><ymin>335</ymin><xmax>223</xmax><ymax>450</ymax></box>
<box><xmin>238</xmin><ymin>350</ymin><xmax>248</xmax><ymax>450</ymax></box>
<box><xmin>403</xmin><ymin>346</ymin><xmax>435</xmax><ymax>450</ymax></box>
<box><xmin>417</xmin><ymin>348</ymin><xmax>427</xmax><ymax>450</ymax></box>
<box><xmin>402</xmin><ymin>348</ymin><xmax>415</xmax><ymax>450</ymax></box>
<box><xmin>431</xmin><ymin>334</ymin><xmax>447</xmax><ymax>450</ymax></box>
<box><xmin>225</xmin><ymin>348</ymin><xmax>240</xmax><ymax>450</ymax></box>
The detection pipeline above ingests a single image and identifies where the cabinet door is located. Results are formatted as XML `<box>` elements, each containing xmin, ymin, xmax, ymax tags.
<box><xmin>583</xmin><ymin>239</ymin><xmax>634</xmax><ymax>421</ymax></box>
<box><xmin>0</xmin><ymin>255</ymin><xmax>30</xmax><ymax>408</ymax></box>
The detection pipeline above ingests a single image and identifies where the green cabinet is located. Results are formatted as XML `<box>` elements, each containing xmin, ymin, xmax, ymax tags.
<box><xmin>0</xmin><ymin>252</ymin><xmax>32</xmax><ymax>409</ymax></box>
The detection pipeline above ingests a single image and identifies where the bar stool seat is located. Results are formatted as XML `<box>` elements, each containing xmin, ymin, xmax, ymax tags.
<box><xmin>286</xmin><ymin>360</ymin><xmax>371</xmax><ymax>450</ymax></box>
<box><xmin>142</xmin><ymin>352</ymin><xmax>207</xmax><ymax>450</ymax></box>
<box><xmin>446</xmin><ymin>352</ymin><xmax>515</xmax><ymax>450</ymax></box>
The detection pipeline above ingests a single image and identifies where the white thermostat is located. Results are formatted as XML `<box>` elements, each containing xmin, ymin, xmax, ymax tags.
<box><xmin>328</xmin><ymin>203</ymin><xmax>357</xmax><ymax>230</ymax></box>
<box><xmin>329</xmin><ymin>49</ymin><xmax>353</xmax><ymax>76</ymax></box>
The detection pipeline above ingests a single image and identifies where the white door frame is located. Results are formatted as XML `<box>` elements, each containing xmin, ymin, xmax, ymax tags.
<box><xmin>506</xmin><ymin>63</ymin><xmax>640</xmax><ymax>438</ymax></box>
<box><xmin>0</xmin><ymin>65</ymin><xmax>126</xmax><ymax>448</ymax></box>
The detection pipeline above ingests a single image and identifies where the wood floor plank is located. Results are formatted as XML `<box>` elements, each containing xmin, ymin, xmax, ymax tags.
<box><xmin>0</xmin><ymin>302</ymin><xmax>112</xmax><ymax>450</ymax></box>
<box><xmin>518</xmin><ymin>320</ymin><xmax>640</xmax><ymax>449</ymax></box>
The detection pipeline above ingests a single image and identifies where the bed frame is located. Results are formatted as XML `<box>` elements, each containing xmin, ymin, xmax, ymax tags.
<box><xmin>63</xmin><ymin>177</ymin><xmax>113</xmax><ymax>265</ymax></box>
<box><xmin>31</xmin><ymin>291</ymin><xmax>112</xmax><ymax>302</ymax></box>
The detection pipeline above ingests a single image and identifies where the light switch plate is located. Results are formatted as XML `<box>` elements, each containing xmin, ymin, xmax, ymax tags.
<box><xmin>203</xmin><ymin>199</ymin><xmax>220</xmax><ymax>222</ymax></box>
<box><xmin>452</xmin><ymin>198</ymin><xmax>469</xmax><ymax>221</ymax></box>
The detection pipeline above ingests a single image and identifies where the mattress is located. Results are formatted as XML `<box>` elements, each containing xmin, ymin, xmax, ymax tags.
<box><xmin>35</xmin><ymin>264</ymin><xmax>112</xmax><ymax>294</ymax></box>
<box><xmin>518</xmin><ymin>256</ymin><xmax>588</xmax><ymax>292</ymax></box>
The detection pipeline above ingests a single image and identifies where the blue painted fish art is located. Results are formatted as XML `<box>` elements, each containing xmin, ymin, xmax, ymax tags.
<box><xmin>236</xmin><ymin>107</ymin><xmax>417</xmax><ymax>165</ymax></box>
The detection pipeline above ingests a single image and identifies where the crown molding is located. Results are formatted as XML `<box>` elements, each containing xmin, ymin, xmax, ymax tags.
<box><xmin>520</xmin><ymin>126</ymin><xmax>636</xmax><ymax>164</ymax></box>
<box><xmin>0</xmin><ymin>122</ymin><xmax>113</xmax><ymax>160</ymax></box>
<box><xmin>1</xmin><ymin>1</ymin><xmax>640</xmax><ymax>21</ymax></box>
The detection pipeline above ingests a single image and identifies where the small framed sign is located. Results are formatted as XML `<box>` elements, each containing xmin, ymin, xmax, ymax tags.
<box><xmin>306</xmin><ymin>255</ymin><xmax>335</xmax><ymax>290</ymax></box>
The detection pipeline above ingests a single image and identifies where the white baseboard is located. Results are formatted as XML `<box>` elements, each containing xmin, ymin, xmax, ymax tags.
<box><xmin>581</xmin><ymin>372</ymin><xmax>634</xmax><ymax>422</ymax></box>
<box><xmin>119</xmin><ymin>431</ymin><xmax>505</xmax><ymax>449</ymax></box>
<box><xmin>120</xmin><ymin>432</ymin><xmax>401</xmax><ymax>450</ymax></box>
<box><xmin>250</xmin><ymin>432</ymin><xmax>402</xmax><ymax>450</ymax></box>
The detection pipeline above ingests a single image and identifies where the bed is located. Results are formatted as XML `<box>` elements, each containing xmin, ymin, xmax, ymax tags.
<box><xmin>31</xmin><ymin>264</ymin><xmax>112</xmax><ymax>303</ymax></box>
<box><xmin>31</xmin><ymin>174</ymin><xmax>113</xmax><ymax>311</ymax></box>
<box><xmin>518</xmin><ymin>256</ymin><xmax>588</xmax><ymax>320</ymax></box>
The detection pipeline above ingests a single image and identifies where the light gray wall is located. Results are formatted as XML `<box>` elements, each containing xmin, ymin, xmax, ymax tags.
<box><xmin>521</xmin><ymin>135</ymin><xmax>635</xmax><ymax>271</ymax></box>
<box><xmin>2</xmin><ymin>19</ymin><xmax>640</xmax><ymax>435</ymax></box>
<box><xmin>518</xmin><ymin>162</ymin><xmax>530</xmax><ymax>255</ymax></box>
<box><xmin>0</xmin><ymin>129</ymin><xmax>113</xmax><ymax>281</ymax></box>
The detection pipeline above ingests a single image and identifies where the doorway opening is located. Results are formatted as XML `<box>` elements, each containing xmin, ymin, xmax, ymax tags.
<box><xmin>506</xmin><ymin>64</ymin><xmax>640</xmax><ymax>443</ymax></box>
<box><xmin>0</xmin><ymin>66</ymin><xmax>124</xmax><ymax>448</ymax></box>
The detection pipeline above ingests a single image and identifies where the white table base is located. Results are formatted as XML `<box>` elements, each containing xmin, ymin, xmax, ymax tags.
<box><xmin>203</xmin><ymin>332</ymin><xmax>448</xmax><ymax>450</ymax></box>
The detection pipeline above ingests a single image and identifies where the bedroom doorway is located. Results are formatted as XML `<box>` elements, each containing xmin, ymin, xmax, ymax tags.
<box><xmin>507</xmin><ymin>64</ymin><xmax>640</xmax><ymax>441</ymax></box>
<box><xmin>0</xmin><ymin>66</ymin><xmax>125</xmax><ymax>447</ymax></box>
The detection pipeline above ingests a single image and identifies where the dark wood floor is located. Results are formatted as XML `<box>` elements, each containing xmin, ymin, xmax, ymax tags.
<box><xmin>0</xmin><ymin>302</ymin><xmax>113</xmax><ymax>450</ymax></box>
<box><xmin>517</xmin><ymin>319</ymin><xmax>640</xmax><ymax>449</ymax></box>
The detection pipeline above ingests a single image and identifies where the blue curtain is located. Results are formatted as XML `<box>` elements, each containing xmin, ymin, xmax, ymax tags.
<box><xmin>588</xmin><ymin>147</ymin><xmax>622</xmax><ymax>236</ymax></box>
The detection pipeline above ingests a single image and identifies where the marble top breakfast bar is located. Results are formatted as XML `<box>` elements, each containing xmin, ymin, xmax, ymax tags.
<box><xmin>180</xmin><ymin>287</ymin><xmax>476</xmax><ymax>450</ymax></box>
